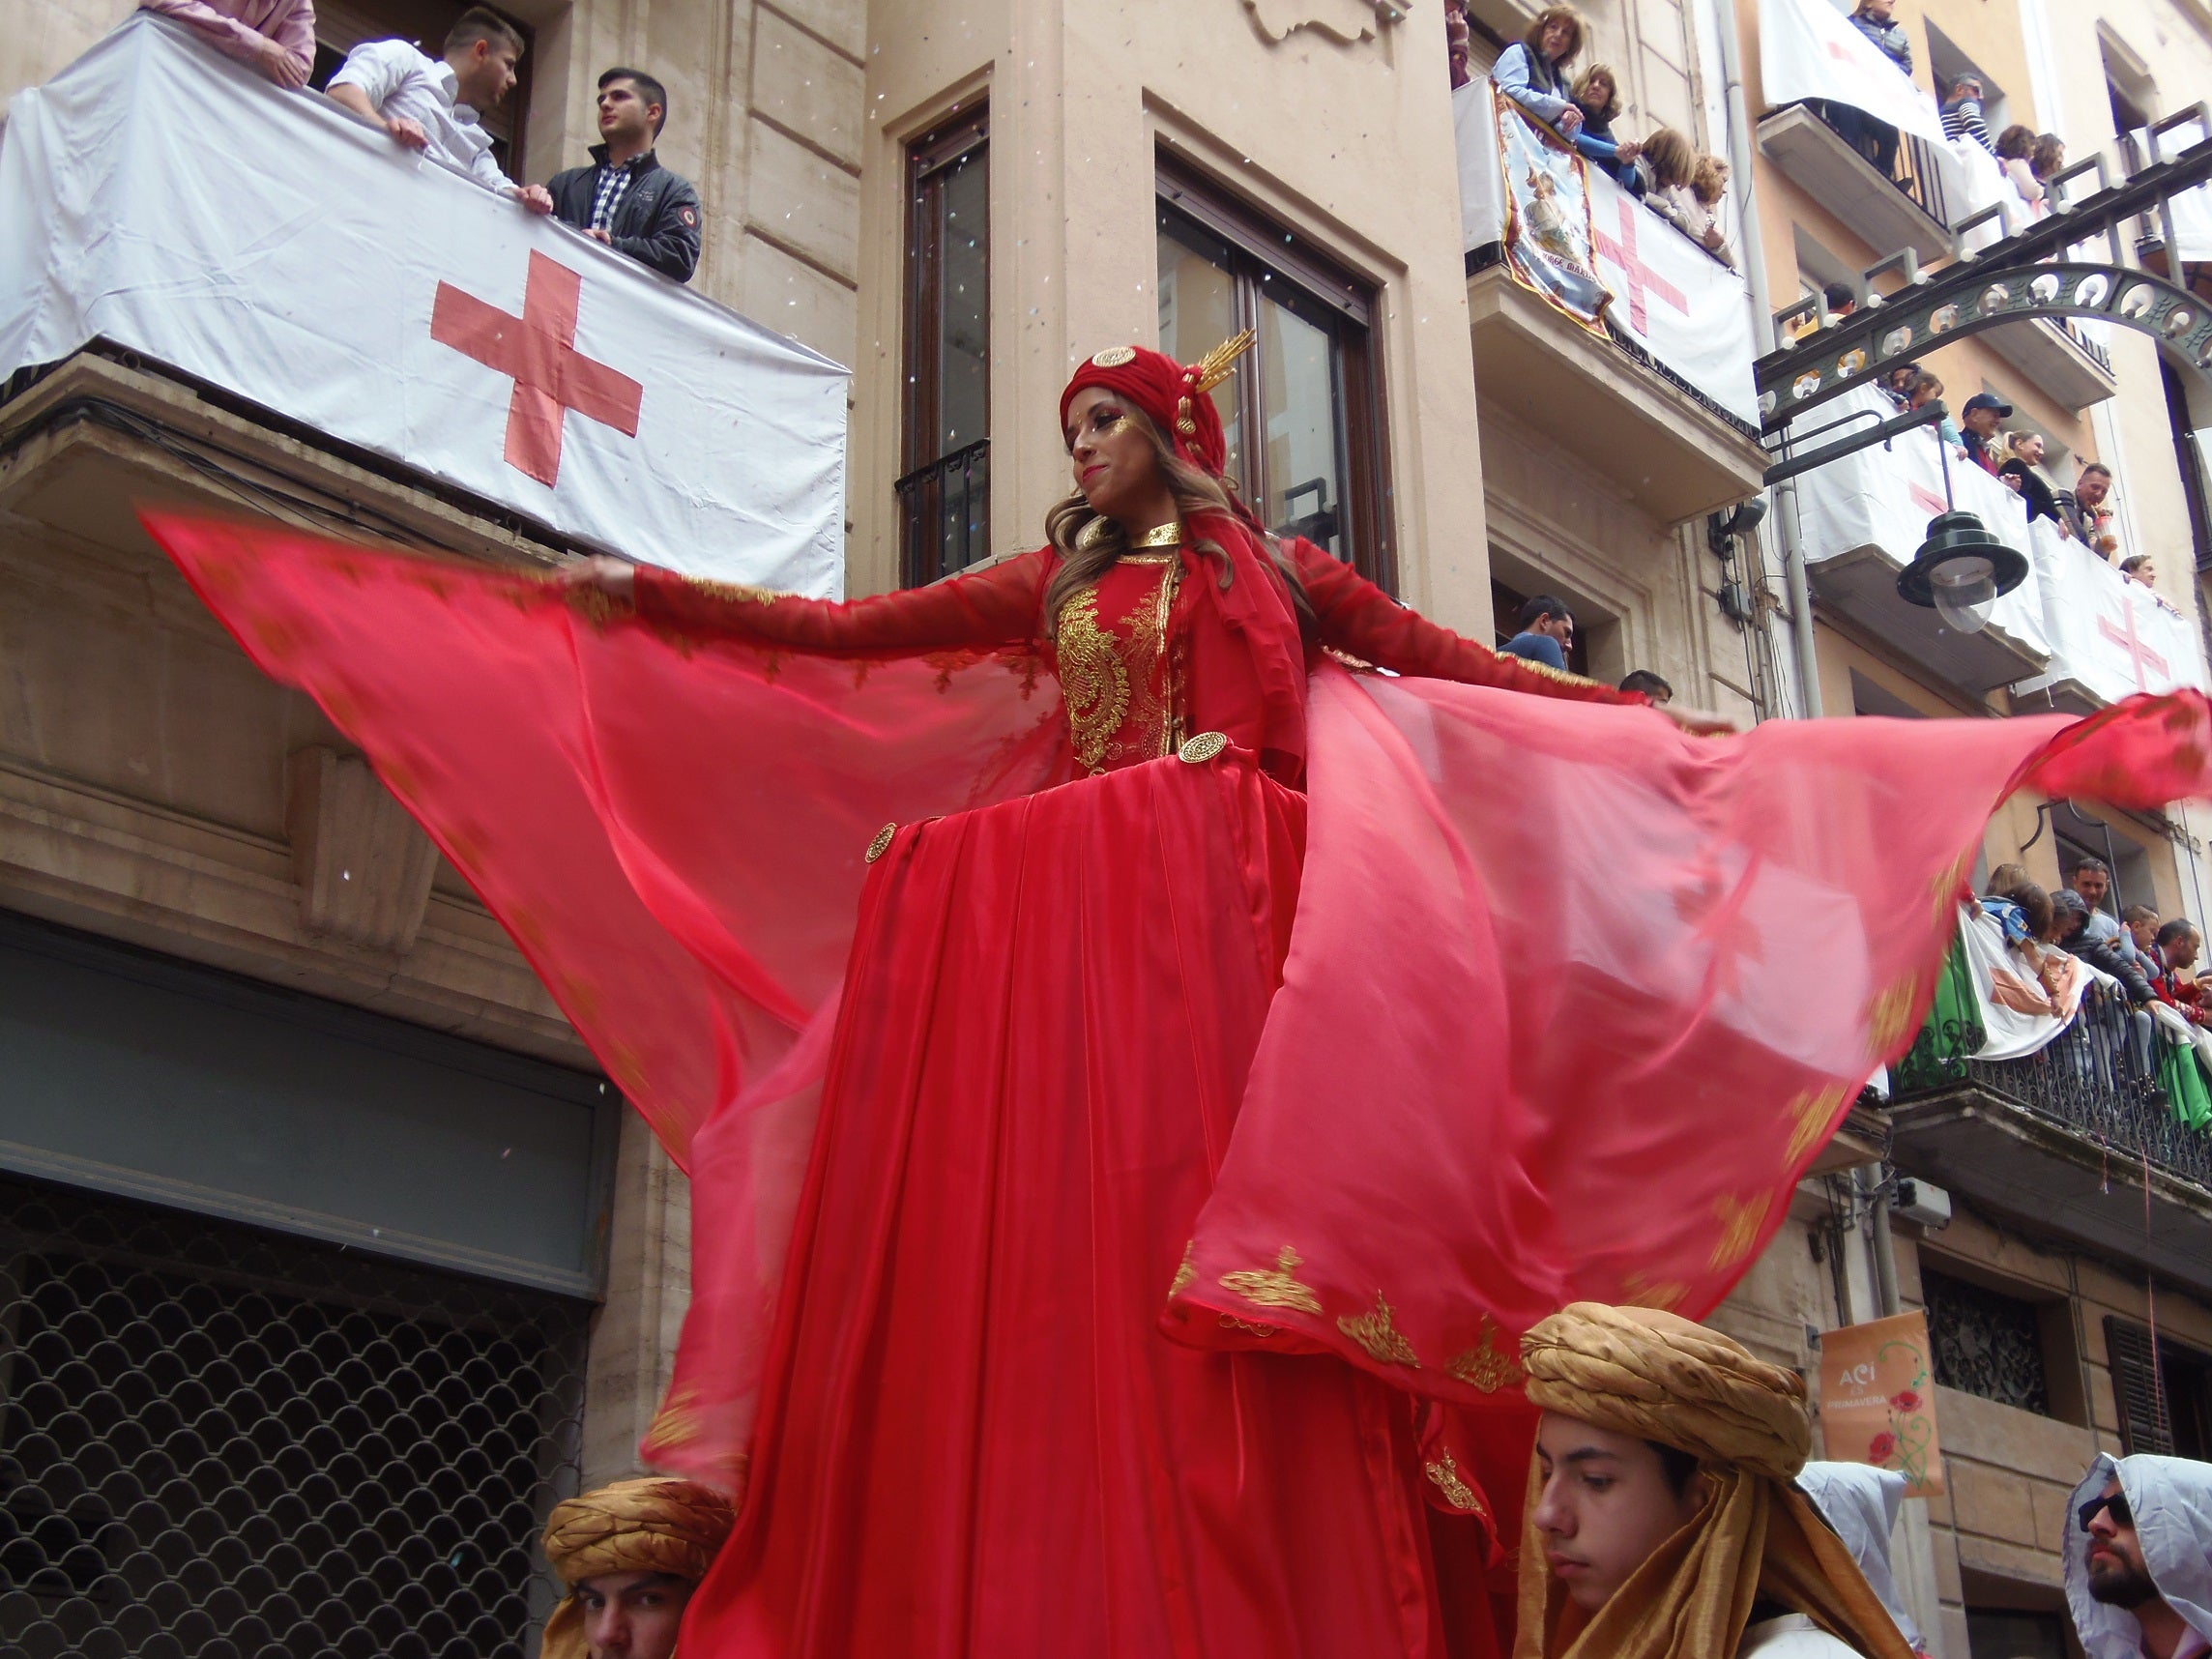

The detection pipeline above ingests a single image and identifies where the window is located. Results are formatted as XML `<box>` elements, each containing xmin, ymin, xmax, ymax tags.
<box><xmin>1924</xmin><ymin>1268</ymin><xmax>2051</xmax><ymax>1414</ymax></box>
<box><xmin>310</xmin><ymin>0</ymin><xmax>534</xmax><ymax>179</ymax></box>
<box><xmin>2109</xmin><ymin>1316</ymin><xmax>2212</xmax><ymax>1459</ymax></box>
<box><xmin>898</xmin><ymin>106</ymin><xmax>990</xmax><ymax>587</ymax></box>
<box><xmin>1156</xmin><ymin>164</ymin><xmax>1394</xmax><ymax>589</ymax></box>
<box><xmin>1966</xmin><ymin>1609</ymin><xmax>2068</xmax><ymax>1659</ymax></box>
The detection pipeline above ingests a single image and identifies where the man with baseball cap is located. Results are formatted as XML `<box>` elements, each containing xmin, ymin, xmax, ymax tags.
<box><xmin>1960</xmin><ymin>393</ymin><xmax>2012</xmax><ymax>478</ymax></box>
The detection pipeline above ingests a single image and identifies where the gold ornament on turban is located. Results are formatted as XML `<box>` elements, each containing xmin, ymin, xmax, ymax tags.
<box><xmin>1514</xmin><ymin>1304</ymin><xmax>1916</xmax><ymax>1659</ymax></box>
<box><xmin>539</xmin><ymin>1476</ymin><xmax>738</xmax><ymax>1659</ymax></box>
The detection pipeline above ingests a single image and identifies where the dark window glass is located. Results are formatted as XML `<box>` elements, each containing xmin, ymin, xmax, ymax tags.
<box><xmin>1154</xmin><ymin>167</ymin><xmax>1393</xmax><ymax>590</ymax></box>
<box><xmin>1965</xmin><ymin>1608</ymin><xmax>2067</xmax><ymax>1659</ymax></box>
<box><xmin>899</xmin><ymin>107</ymin><xmax>991</xmax><ymax>587</ymax></box>
<box><xmin>1924</xmin><ymin>1268</ymin><xmax>2050</xmax><ymax>1415</ymax></box>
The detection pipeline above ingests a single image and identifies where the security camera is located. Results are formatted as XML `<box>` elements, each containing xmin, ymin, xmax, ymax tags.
<box><xmin>1894</xmin><ymin>1178</ymin><xmax>1952</xmax><ymax>1231</ymax></box>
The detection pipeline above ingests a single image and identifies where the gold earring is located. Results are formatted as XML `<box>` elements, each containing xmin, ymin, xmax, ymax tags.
<box><xmin>1076</xmin><ymin>516</ymin><xmax>1113</xmax><ymax>551</ymax></box>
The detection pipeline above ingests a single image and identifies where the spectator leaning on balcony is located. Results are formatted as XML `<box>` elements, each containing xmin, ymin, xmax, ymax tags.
<box><xmin>1878</xmin><ymin>363</ymin><xmax>1920</xmax><ymax>411</ymax></box>
<box><xmin>2123</xmin><ymin>554</ymin><xmax>2160</xmax><ymax>591</ymax></box>
<box><xmin>1567</xmin><ymin>65</ymin><xmax>1644</xmax><ymax>190</ymax></box>
<box><xmin>1445</xmin><ymin>0</ymin><xmax>1473</xmax><ymax>91</ymax></box>
<box><xmin>1635</xmin><ymin>131</ymin><xmax>1702</xmax><ymax>236</ymax></box>
<box><xmin>1939</xmin><ymin>74</ymin><xmax>1994</xmax><ymax>154</ymax></box>
<box><xmin>2033</xmin><ymin>133</ymin><xmax>2067</xmax><ymax>190</ymax></box>
<box><xmin>542</xmin><ymin>70</ymin><xmax>703</xmax><ymax>283</ymax></box>
<box><xmin>2126</xmin><ymin>904</ymin><xmax>2163</xmax><ymax>970</ymax></box>
<box><xmin>1994</xmin><ymin>125</ymin><xmax>2045</xmax><ymax>211</ymax></box>
<box><xmin>1959</xmin><ymin>393</ymin><xmax>2010</xmax><ymax>476</ymax></box>
<box><xmin>1504</xmin><ymin>595</ymin><xmax>1577</xmax><ymax>671</ymax></box>
<box><xmin>2071</xmin><ymin>859</ymin><xmax>2123</xmax><ymax>945</ymax></box>
<box><xmin>1496</xmin><ymin>7</ymin><xmax>1589</xmax><ymax>135</ymax></box>
<box><xmin>2149</xmin><ymin>919</ymin><xmax>2212</xmax><ymax>1027</ymax></box>
<box><xmin>1999</xmin><ymin>430</ymin><xmax>2064</xmax><ymax>527</ymax></box>
<box><xmin>140</xmin><ymin>0</ymin><xmax>313</xmax><ymax>87</ymax></box>
<box><xmin>1681</xmin><ymin>155</ymin><xmax>1736</xmax><ymax>268</ymax></box>
<box><xmin>2052</xmin><ymin>890</ymin><xmax>2154</xmax><ymax>1003</ymax></box>
<box><xmin>1619</xmin><ymin>670</ymin><xmax>1673</xmax><ymax>704</ymax></box>
<box><xmin>1818</xmin><ymin>0</ymin><xmax>1911</xmax><ymax>179</ymax></box>
<box><xmin>2060</xmin><ymin>462</ymin><xmax>2120</xmax><ymax>558</ymax></box>
<box><xmin>327</xmin><ymin>10</ymin><xmax>553</xmax><ymax>214</ymax></box>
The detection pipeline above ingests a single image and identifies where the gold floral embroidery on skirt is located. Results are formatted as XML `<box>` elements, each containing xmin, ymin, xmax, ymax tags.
<box><xmin>1337</xmin><ymin>1292</ymin><xmax>1420</xmax><ymax>1368</ymax></box>
<box><xmin>1220</xmin><ymin>1247</ymin><xmax>1323</xmax><ymax>1316</ymax></box>
<box><xmin>1445</xmin><ymin>1315</ymin><xmax>1526</xmax><ymax>1392</ymax></box>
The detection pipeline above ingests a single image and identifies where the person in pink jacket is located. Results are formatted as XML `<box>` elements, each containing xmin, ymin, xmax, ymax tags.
<box><xmin>138</xmin><ymin>0</ymin><xmax>315</xmax><ymax>88</ymax></box>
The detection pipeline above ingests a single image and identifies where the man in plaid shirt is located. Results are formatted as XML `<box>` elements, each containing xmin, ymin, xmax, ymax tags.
<box><xmin>542</xmin><ymin>69</ymin><xmax>705</xmax><ymax>283</ymax></box>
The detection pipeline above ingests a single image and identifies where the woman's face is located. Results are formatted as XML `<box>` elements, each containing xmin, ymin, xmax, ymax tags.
<box><xmin>1540</xmin><ymin>18</ymin><xmax>1573</xmax><ymax>58</ymax></box>
<box><xmin>1582</xmin><ymin>72</ymin><xmax>1612</xmax><ymax>107</ymax></box>
<box><xmin>1065</xmin><ymin>387</ymin><xmax>1163</xmax><ymax>524</ymax></box>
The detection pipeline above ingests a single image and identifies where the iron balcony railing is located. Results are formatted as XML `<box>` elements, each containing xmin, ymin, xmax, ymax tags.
<box><xmin>896</xmin><ymin>438</ymin><xmax>991</xmax><ymax>588</ymax></box>
<box><xmin>1897</xmin><ymin>985</ymin><xmax>2212</xmax><ymax>1190</ymax></box>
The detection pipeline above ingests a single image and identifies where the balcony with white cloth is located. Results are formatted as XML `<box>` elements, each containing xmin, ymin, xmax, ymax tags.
<box><xmin>1786</xmin><ymin>385</ymin><xmax>2050</xmax><ymax>695</ymax></box>
<box><xmin>1455</xmin><ymin>78</ymin><xmax>1767</xmax><ymax>523</ymax></box>
<box><xmin>2015</xmin><ymin>515</ymin><xmax>2206</xmax><ymax>713</ymax></box>
<box><xmin>0</xmin><ymin>14</ymin><xmax>848</xmax><ymax>595</ymax></box>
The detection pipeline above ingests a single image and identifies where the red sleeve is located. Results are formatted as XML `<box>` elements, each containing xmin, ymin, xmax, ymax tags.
<box><xmin>631</xmin><ymin>549</ymin><xmax>1047</xmax><ymax>656</ymax></box>
<box><xmin>1289</xmin><ymin>540</ymin><xmax>1645</xmax><ymax>707</ymax></box>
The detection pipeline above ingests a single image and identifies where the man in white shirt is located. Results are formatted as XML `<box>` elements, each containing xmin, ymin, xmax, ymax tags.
<box><xmin>2067</xmin><ymin>1454</ymin><xmax>2212</xmax><ymax>1659</ymax></box>
<box><xmin>326</xmin><ymin>7</ymin><xmax>552</xmax><ymax>212</ymax></box>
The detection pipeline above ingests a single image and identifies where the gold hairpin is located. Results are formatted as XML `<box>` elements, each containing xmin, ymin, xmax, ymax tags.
<box><xmin>1192</xmin><ymin>329</ymin><xmax>1257</xmax><ymax>394</ymax></box>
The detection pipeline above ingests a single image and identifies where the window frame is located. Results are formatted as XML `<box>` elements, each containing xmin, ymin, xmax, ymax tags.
<box><xmin>1155</xmin><ymin>160</ymin><xmax>1396</xmax><ymax>592</ymax></box>
<box><xmin>898</xmin><ymin>103</ymin><xmax>991</xmax><ymax>587</ymax></box>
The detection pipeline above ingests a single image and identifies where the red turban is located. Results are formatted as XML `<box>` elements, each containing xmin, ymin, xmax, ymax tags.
<box><xmin>1058</xmin><ymin>335</ymin><xmax>1253</xmax><ymax>478</ymax></box>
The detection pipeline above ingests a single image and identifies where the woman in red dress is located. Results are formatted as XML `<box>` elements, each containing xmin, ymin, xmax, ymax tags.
<box><xmin>560</xmin><ymin>338</ymin><xmax>1676</xmax><ymax>1657</ymax></box>
<box><xmin>146</xmin><ymin>337</ymin><xmax>2212</xmax><ymax>1659</ymax></box>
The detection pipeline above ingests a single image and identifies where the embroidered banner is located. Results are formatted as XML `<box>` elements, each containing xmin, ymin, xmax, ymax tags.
<box><xmin>1495</xmin><ymin>91</ymin><xmax>1613</xmax><ymax>338</ymax></box>
<box><xmin>1819</xmin><ymin>1310</ymin><xmax>1945</xmax><ymax>1499</ymax></box>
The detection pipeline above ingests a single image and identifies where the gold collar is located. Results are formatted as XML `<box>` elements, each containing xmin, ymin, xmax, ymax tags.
<box><xmin>1127</xmin><ymin>521</ymin><xmax>1183</xmax><ymax>549</ymax></box>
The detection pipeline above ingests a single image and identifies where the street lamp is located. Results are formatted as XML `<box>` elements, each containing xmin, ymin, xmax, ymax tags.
<box><xmin>1895</xmin><ymin>509</ymin><xmax>2028</xmax><ymax>634</ymax></box>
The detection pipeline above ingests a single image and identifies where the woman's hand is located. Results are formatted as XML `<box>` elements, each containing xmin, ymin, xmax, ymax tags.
<box><xmin>1660</xmin><ymin>703</ymin><xmax>1740</xmax><ymax>737</ymax></box>
<box><xmin>560</xmin><ymin>554</ymin><xmax>638</xmax><ymax>597</ymax></box>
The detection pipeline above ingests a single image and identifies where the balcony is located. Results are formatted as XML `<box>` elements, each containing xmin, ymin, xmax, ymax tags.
<box><xmin>1759</xmin><ymin>104</ymin><xmax>1951</xmax><ymax>263</ymax></box>
<box><xmin>0</xmin><ymin>13</ymin><xmax>849</xmax><ymax>597</ymax></box>
<box><xmin>1456</xmin><ymin>80</ymin><xmax>1768</xmax><ymax>523</ymax></box>
<box><xmin>1785</xmin><ymin>387</ymin><xmax>2050</xmax><ymax>696</ymax></box>
<box><xmin>1893</xmin><ymin>990</ymin><xmax>2212</xmax><ymax>1295</ymax></box>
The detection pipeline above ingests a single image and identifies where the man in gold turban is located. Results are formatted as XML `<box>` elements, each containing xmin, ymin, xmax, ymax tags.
<box><xmin>1515</xmin><ymin>1303</ymin><xmax>1917</xmax><ymax>1659</ymax></box>
<box><xmin>540</xmin><ymin>1476</ymin><xmax>737</xmax><ymax>1659</ymax></box>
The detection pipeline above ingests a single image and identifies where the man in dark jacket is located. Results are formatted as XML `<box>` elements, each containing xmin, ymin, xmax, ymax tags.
<box><xmin>2053</xmin><ymin>889</ymin><xmax>2153</xmax><ymax>1003</ymax></box>
<box><xmin>544</xmin><ymin>68</ymin><xmax>703</xmax><ymax>283</ymax></box>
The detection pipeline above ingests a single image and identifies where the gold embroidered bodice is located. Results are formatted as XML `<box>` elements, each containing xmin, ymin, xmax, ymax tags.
<box><xmin>1051</xmin><ymin>554</ymin><xmax>1186</xmax><ymax>774</ymax></box>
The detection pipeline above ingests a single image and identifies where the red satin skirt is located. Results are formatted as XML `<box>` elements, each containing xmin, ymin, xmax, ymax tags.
<box><xmin>683</xmin><ymin>748</ymin><xmax>1449</xmax><ymax>1657</ymax></box>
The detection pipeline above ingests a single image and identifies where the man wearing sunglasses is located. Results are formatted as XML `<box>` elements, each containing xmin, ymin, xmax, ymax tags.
<box><xmin>2066</xmin><ymin>1455</ymin><xmax>2212</xmax><ymax>1659</ymax></box>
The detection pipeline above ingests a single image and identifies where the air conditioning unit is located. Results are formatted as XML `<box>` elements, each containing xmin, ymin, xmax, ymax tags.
<box><xmin>1895</xmin><ymin>1178</ymin><xmax>1952</xmax><ymax>1231</ymax></box>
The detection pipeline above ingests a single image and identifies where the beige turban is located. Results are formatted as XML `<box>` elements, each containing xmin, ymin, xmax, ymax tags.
<box><xmin>540</xmin><ymin>1477</ymin><xmax>737</xmax><ymax>1659</ymax></box>
<box><xmin>1515</xmin><ymin>1304</ymin><xmax>1915</xmax><ymax>1659</ymax></box>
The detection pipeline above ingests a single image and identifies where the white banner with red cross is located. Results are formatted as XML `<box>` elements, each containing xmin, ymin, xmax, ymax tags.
<box><xmin>1453</xmin><ymin>78</ymin><xmax>1759</xmax><ymax>426</ymax></box>
<box><xmin>0</xmin><ymin>14</ymin><xmax>848</xmax><ymax>595</ymax></box>
<box><xmin>2026</xmin><ymin>514</ymin><xmax>2205</xmax><ymax>703</ymax></box>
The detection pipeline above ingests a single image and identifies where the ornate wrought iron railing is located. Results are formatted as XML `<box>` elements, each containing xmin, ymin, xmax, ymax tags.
<box><xmin>1897</xmin><ymin>987</ymin><xmax>2212</xmax><ymax>1189</ymax></box>
<box><xmin>896</xmin><ymin>438</ymin><xmax>991</xmax><ymax>588</ymax></box>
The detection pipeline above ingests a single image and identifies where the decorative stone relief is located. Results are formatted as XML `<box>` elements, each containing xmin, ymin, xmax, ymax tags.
<box><xmin>1242</xmin><ymin>0</ymin><xmax>1408</xmax><ymax>47</ymax></box>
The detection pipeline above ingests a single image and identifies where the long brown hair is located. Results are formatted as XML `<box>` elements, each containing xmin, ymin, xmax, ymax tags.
<box><xmin>1523</xmin><ymin>5</ymin><xmax>1587</xmax><ymax>65</ymax></box>
<box><xmin>1641</xmin><ymin>128</ymin><xmax>1696</xmax><ymax>189</ymax></box>
<box><xmin>1570</xmin><ymin>64</ymin><xmax>1621</xmax><ymax>123</ymax></box>
<box><xmin>1041</xmin><ymin>401</ymin><xmax>1314</xmax><ymax>639</ymax></box>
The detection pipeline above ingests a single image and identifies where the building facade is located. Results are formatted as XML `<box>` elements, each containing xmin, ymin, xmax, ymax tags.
<box><xmin>2</xmin><ymin>0</ymin><xmax>2211</xmax><ymax>1653</ymax></box>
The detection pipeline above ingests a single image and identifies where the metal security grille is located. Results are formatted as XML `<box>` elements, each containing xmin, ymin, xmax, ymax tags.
<box><xmin>0</xmin><ymin>1177</ymin><xmax>589</xmax><ymax>1657</ymax></box>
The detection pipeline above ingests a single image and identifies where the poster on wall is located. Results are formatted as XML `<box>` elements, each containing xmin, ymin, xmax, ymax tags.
<box><xmin>1818</xmin><ymin>1310</ymin><xmax>1945</xmax><ymax>1498</ymax></box>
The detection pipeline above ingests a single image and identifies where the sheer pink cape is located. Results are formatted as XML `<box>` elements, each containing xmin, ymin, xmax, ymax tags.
<box><xmin>148</xmin><ymin>514</ymin><xmax>2212</xmax><ymax>1487</ymax></box>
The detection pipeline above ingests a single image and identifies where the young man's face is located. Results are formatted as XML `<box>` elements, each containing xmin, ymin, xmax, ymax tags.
<box><xmin>2073</xmin><ymin>867</ymin><xmax>2110</xmax><ymax>910</ymax></box>
<box><xmin>456</xmin><ymin>38</ymin><xmax>521</xmax><ymax>111</ymax></box>
<box><xmin>1538</xmin><ymin>612</ymin><xmax>1575</xmax><ymax>647</ymax></box>
<box><xmin>578</xmin><ymin>1570</ymin><xmax>695</xmax><ymax>1659</ymax></box>
<box><xmin>2077</xmin><ymin>471</ymin><xmax>2111</xmax><ymax>509</ymax></box>
<box><xmin>597</xmin><ymin>79</ymin><xmax>660</xmax><ymax>147</ymax></box>
<box><xmin>1530</xmin><ymin>1412</ymin><xmax>1707</xmax><ymax>1615</ymax></box>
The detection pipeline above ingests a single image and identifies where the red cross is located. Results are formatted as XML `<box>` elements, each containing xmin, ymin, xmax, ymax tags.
<box><xmin>2099</xmin><ymin>597</ymin><xmax>2170</xmax><ymax>692</ymax></box>
<box><xmin>430</xmin><ymin>251</ymin><xmax>643</xmax><ymax>488</ymax></box>
<box><xmin>1591</xmin><ymin>196</ymin><xmax>1689</xmax><ymax>334</ymax></box>
<box><xmin>1908</xmin><ymin>483</ymin><xmax>1947</xmax><ymax>518</ymax></box>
